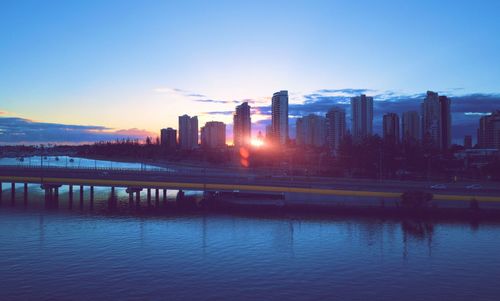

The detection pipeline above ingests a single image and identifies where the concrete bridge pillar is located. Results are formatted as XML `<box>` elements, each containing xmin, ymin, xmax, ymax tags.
<box><xmin>147</xmin><ymin>188</ymin><xmax>152</xmax><ymax>207</ymax></box>
<box><xmin>163</xmin><ymin>189</ymin><xmax>167</xmax><ymax>204</ymax></box>
<box><xmin>126</xmin><ymin>187</ymin><xmax>142</xmax><ymax>208</ymax></box>
<box><xmin>135</xmin><ymin>191</ymin><xmax>141</xmax><ymax>208</ymax></box>
<box><xmin>128</xmin><ymin>191</ymin><xmax>133</xmax><ymax>207</ymax></box>
<box><xmin>41</xmin><ymin>184</ymin><xmax>61</xmax><ymax>208</ymax></box>
<box><xmin>23</xmin><ymin>183</ymin><xmax>28</xmax><ymax>205</ymax></box>
<box><xmin>155</xmin><ymin>189</ymin><xmax>160</xmax><ymax>207</ymax></box>
<box><xmin>11</xmin><ymin>183</ymin><xmax>16</xmax><ymax>204</ymax></box>
<box><xmin>79</xmin><ymin>185</ymin><xmax>84</xmax><ymax>208</ymax></box>
<box><xmin>68</xmin><ymin>185</ymin><xmax>73</xmax><ymax>208</ymax></box>
<box><xmin>89</xmin><ymin>186</ymin><xmax>94</xmax><ymax>210</ymax></box>
<box><xmin>108</xmin><ymin>187</ymin><xmax>117</xmax><ymax>209</ymax></box>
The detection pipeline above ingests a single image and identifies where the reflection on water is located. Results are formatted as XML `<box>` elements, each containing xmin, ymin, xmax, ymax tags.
<box><xmin>1</xmin><ymin>197</ymin><xmax>500</xmax><ymax>301</ymax></box>
<box><xmin>1</xmin><ymin>154</ymin><xmax>500</xmax><ymax>300</ymax></box>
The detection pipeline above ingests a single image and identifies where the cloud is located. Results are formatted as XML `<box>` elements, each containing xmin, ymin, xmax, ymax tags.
<box><xmin>193</xmin><ymin>98</ymin><xmax>230</xmax><ymax>104</ymax></box>
<box><xmin>153</xmin><ymin>87</ymin><xmax>185</xmax><ymax>94</ymax></box>
<box><xmin>202</xmin><ymin>110</ymin><xmax>234</xmax><ymax>115</ymax></box>
<box><xmin>0</xmin><ymin>109</ymin><xmax>11</xmax><ymax>116</ymax></box>
<box><xmin>315</xmin><ymin>88</ymin><xmax>374</xmax><ymax>96</ymax></box>
<box><xmin>154</xmin><ymin>86</ymin><xmax>264</xmax><ymax>106</ymax></box>
<box><xmin>0</xmin><ymin>117</ymin><xmax>155</xmax><ymax>144</ymax></box>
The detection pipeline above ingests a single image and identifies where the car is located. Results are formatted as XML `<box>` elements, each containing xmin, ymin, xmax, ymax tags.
<box><xmin>465</xmin><ymin>184</ymin><xmax>482</xmax><ymax>190</ymax></box>
<box><xmin>430</xmin><ymin>184</ymin><xmax>447</xmax><ymax>190</ymax></box>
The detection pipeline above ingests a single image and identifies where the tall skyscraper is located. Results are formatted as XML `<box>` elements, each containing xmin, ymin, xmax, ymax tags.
<box><xmin>200</xmin><ymin>121</ymin><xmax>226</xmax><ymax>148</ymax></box>
<box><xmin>178</xmin><ymin>115</ymin><xmax>198</xmax><ymax>150</ymax></box>
<box><xmin>271</xmin><ymin>90</ymin><xmax>289</xmax><ymax>145</ymax></box>
<box><xmin>265</xmin><ymin>124</ymin><xmax>273</xmax><ymax>143</ymax></box>
<box><xmin>439</xmin><ymin>95</ymin><xmax>452</xmax><ymax>150</ymax></box>
<box><xmin>402</xmin><ymin>111</ymin><xmax>421</xmax><ymax>144</ymax></box>
<box><xmin>296</xmin><ymin>114</ymin><xmax>326</xmax><ymax>147</ymax></box>
<box><xmin>422</xmin><ymin>91</ymin><xmax>451</xmax><ymax>150</ymax></box>
<box><xmin>383</xmin><ymin>113</ymin><xmax>400</xmax><ymax>144</ymax></box>
<box><xmin>325</xmin><ymin>107</ymin><xmax>346</xmax><ymax>152</ymax></box>
<box><xmin>160</xmin><ymin>128</ymin><xmax>177</xmax><ymax>150</ymax></box>
<box><xmin>233</xmin><ymin>102</ymin><xmax>251</xmax><ymax>147</ymax></box>
<box><xmin>351</xmin><ymin>94</ymin><xmax>373</xmax><ymax>142</ymax></box>
<box><xmin>422</xmin><ymin>91</ymin><xmax>440</xmax><ymax>148</ymax></box>
<box><xmin>478</xmin><ymin>111</ymin><xmax>500</xmax><ymax>149</ymax></box>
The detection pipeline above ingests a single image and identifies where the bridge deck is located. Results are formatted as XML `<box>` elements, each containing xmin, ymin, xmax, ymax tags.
<box><xmin>1</xmin><ymin>166</ymin><xmax>499</xmax><ymax>203</ymax></box>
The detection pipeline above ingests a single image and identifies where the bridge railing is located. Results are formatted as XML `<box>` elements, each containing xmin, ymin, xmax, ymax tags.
<box><xmin>0</xmin><ymin>164</ymin><xmax>263</xmax><ymax>179</ymax></box>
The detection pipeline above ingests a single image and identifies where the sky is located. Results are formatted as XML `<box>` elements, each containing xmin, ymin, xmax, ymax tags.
<box><xmin>1</xmin><ymin>0</ymin><xmax>500</xmax><ymax>144</ymax></box>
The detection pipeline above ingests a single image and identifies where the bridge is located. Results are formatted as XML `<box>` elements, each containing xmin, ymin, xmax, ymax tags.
<box><xmin>1</xmin><ymin>165</ymin><xmax>500</xmax><ymax>209</ymax></box>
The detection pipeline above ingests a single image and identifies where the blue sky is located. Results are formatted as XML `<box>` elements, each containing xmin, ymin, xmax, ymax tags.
<box><xmin>1</xmin><ymin>0</ymin><xmax>500</xmax><ymax>144</ymax></box>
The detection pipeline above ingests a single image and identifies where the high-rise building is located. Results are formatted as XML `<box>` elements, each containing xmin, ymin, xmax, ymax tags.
<box><xmin>296</xmin><ymin>114</ymin><xmax>326</xmax><ymax>147</ymax></box>
<box><xmin>402</xmin><ymin>111</ymin><xmax>421</xmax><ymax>144</ymax></box>
<box><xmin>383</xmin><ymin>113</ymin><xmax>400</xmax><ymax>144</ymax></box>
<box><xmin>233</xmin><ymin>102</ymin><xmax>251</xmax><ymax>147</ymax></box>
<box><xmin>271</xmin><ymin>90</ymin><xmax>289</xmax><ymax>145</ymax></box>
<box><xmin>351</xmin><ymin>94</ymin><xmax>373</xmax><ymax>142</ymax></box>
<box><xmin>325</xmin><ymin>107</ymin><xmax>346</xmax><ymax>152</ymax></box>
<box><xmin>464</xmin><ymin>135</ymin><xmax>472</xmax><ymax>149</ymax></box>
<box><xmin>421</xmin><ymin>91</ymin><xmax>451</xmax><ymax>150</ymax></box>
<box><xmin>265</xmin><ymin>124</ymin><xmax>273</xmax><ymax>143</ymax></box>
<box><xmin>439</xmin><ymin>95</ymin><xmax>452</xmax><ymax>150</ymax></box>
<box><xmin>178</xmin><ymin>115</ymin><xmax>198</xmax><ymax>150</ymax></box>
<box><xmin>160</xmin><ymin>128</ymin><xmax>177</xmax><ymax>150</ymax></box>
<box><xmin>478</xmin><ymin>111</ymin><xmax>500</xmax><ymax>149</ymax></box>
<box><xmin>421</xmin><ymin>91</ymin><xmax>440</xmax><ymax>148</ymax></box>
<box><xmin>201</xmin><ymin>121</ymin><xmax>226</xmax><ymax>148</ymax></box>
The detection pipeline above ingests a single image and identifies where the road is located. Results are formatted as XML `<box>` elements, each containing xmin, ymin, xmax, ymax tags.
<box><xmin>1</xmin><ymin>165</ymin><xmax>499</xmax><ymax>200</ymax></box>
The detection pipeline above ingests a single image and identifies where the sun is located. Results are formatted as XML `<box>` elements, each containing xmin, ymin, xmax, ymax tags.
<box><xmin>250</xmin><ymin>138</ymin><xmax>264</xmax><ymax>147</ymax></box>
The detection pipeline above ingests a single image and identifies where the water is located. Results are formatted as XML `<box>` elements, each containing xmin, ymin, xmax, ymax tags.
<box><xmin>2</xmin><ymin>157</ymin><xmax>500</xmax><ymax>300</ymax></box>
<box><xmin>1</xmin><ymin>200</ymin><xmax>500</xmax><ymax>300</ymax></box>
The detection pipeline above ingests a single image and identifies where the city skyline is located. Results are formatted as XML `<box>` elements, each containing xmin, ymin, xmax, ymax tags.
<box><xmin>2</xmin><ymin>2</ymin><xmax>500</xmax><ymax>301</ymax></box>
<box><xmin>2</xmin><ymin>88</ymin><xmax>500</xmax><ymax>146</ymax></box>
<box><xmin>2</xmin><ymin>1</ymin><xmax>500</xmax><ymax>144</ymax></box>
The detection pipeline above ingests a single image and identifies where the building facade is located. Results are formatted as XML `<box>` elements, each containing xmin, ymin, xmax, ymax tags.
<box><xmin>421</xmin><ymin>91</ymin><xmax>451</xmax><ymax>150</ymax></box>
<box><xmin>421</xmin><ymin>91</ymin><xmax>441</xmax><ymax>148</ymax></box>
<box><xmin>271</xmin><ymin>90</ymin><xmax>289</xmax><ymax>145</ymax></box>
<box><xmin>478</xmin><ymin>111</ymin><xmax>500</xmax><ymax>149</ymax></box>
<box><xmin>178</xmin><ymin>115</ymin><xmax>198</xmax><ymax>150</ymax></box>
<box><xmin>439</xmin><ymin>95</ymin><xmax>452</xmax><ymax>150</ymax></box>
<box><xmin>160</xmin><ymin>128</ymin><xmax>177</xmax><ymax>150</ymax></box>
<box><xmin>325</xmin><ymin>107</ymin><xmax>346</xmax><ymax>152</ymax></box>
<box><xmin>201</xmin><ymin>121</ymin><xmax>226</xmax><ymax>148</ymax></box>
<box><xmin>383</xmin><ymin>113</ymin><xmax>400</xmax><ymax>144</ymax></box>
<box><xmin>233</xmin><ymin>102</ymin><xmax>251</xmax><ymax>147</ymax></box>
<box><xmin>296</xmin><ymin>114</ymin><xmax>326</xmax><ymax>147</ymax></box>
<box><xmin>402</xmin><ymin>111</ymin><xmax>421</xmax><ymax>144</ymax></box>
<box><xmin>351</xmin><ymin>94</ymin><xmax>373</xmax><ymax>142</ymax></box>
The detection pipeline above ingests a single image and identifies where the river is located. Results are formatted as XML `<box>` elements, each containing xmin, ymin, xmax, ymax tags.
<box><xmin>1</xmin><ymin>157</ymin><xmax>500</xmax><ymax>300</ymax></box>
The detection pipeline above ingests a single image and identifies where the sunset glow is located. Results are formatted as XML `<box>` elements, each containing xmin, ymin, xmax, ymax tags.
<box><xmin>251</xmin><ymin>138</ymin><xmax>264</xmax><ymax>148</ymax></box>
